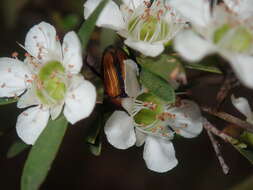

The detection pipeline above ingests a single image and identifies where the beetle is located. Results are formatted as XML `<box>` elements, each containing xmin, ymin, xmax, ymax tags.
<box><xmin>101</xmin><ymin>46</ymin><xmax>130</xmax><ymax>106</ymax></box>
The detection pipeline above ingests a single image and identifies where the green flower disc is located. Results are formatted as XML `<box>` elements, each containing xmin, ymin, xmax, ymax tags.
<box><xmin>128</xmin><ymin>16</ymin><xmax>169</xmax><ymax>42</ymax></box>
<box><xmin>133</xmin><ymin>93</ymin><xmax>165</xmax><ymax>127</ymax></box>
<box><xmin>36</xmin><ymin>61</ymin><xmax>66</xmax><ymax>105</ymax></box>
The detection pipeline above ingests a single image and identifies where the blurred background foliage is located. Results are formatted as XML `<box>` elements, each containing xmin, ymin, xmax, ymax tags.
<box><xmin>0</xmin><ymin>0</ymin><xmax>252</xmax><ymax>189</ymax></box>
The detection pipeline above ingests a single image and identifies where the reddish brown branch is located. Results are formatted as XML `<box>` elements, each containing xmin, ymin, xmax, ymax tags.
<box><xmin>201</xmin><ymin>107</ymin><xmax>253</xmax><ymax>133</ymax></box>
<box><xmin>206</xmin><ymin>130</ymin><xmax>230</xmax><ymax>175</ymax></box>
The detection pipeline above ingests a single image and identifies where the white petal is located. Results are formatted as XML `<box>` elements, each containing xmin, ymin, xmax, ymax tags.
<box><xmin>62</xmin><ymin>31</ymin><xmax>82</xmax><ymax>74</ymax></box>
<box><xmin>124</xmin><ymin>59</ymin><xmax>140</xmax><ymax>98</ymax></box>
<box><xmin>64</xmin><ymin>75</ymin><xmax>96</xmax><ymax>124</ymax></box>
<box><xmin>122</xmin><ymin>0</ymin><xmax>144</xmax><ymax>9</ymax></box>
<box><xmin>0</xmin><ymin>58</ymin><xmax>31</xmax><ymax>97</ymax></box>
<box><xmin>121</xmin><ymin>97</ymin><xmax>134</xmax><ymax>114</ymax></box>
<box><xmin>224</xmin><ymin>0</ymin><xmax>253</xmax><ymax>19</ymax></box>
<box><xmin>174</xmin><ymin>30</ymin><xmax>214</xmax><ymax>62</ymax></box>
<box><xmin>231</xmin><ymin>95</ymin><xmax>252</xmax><ymax>120</ymax></box>
<box><xmin>50</xmin><ymin>103</ymin><xmax>64</xmax><ymax>120</ymax></box>
<box><xmin>143</xmin><ymin>136</ymin><xmax>178</xmax><ymax>173</ymax></box>
<box><xmin>16</xmin><ymin>106</ymin><xmax>50</xmax><ymax>145</ymax></box>
<box><xmin>135</xmin><ymin>129</ymin><xmax>146</xmax><ymax>147</ymax></box>
<box><xmin>25</xmin><ymin>21</ymin><xmax>62</xmax><ymax>62</ymax></box>
<box><xmin>226</xmin><ymin>54</ymin><xmax>253</xmax><ymax>89</ymax></box>
<box><xmin>170</xmin><ymin>0</ymin><xmax>211</xmax><ymax>27</ymax></box>
<box><xmin>125</xmin><ymin>39</ymin><xmax>164</xmax><ymax>57</ymax></box>
<box><xmin>167</xmin><ymin>100</ymin><xmax>203</xmax><ymax>138</ymax></box>
<box><xmin>104</xmin><ymin>111</ymin><xmax>136</xmax><ymax>149</ymax></box>
<box><xmin>17</xmin><ymin>88</ymin><xmax>39</xmax><ymax>108</ymax></box>
<box><xmin>84</xmin><ymin>0</ymin><xmax>125</xmax><ymax>31</ymax></box>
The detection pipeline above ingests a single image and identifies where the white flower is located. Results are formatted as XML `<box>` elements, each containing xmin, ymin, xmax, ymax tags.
<box><xmin>231</xmin><ymin>95</ymin><xmax>253</xmax><ymax>124</ymax></box>
<box><xmin>104</xmin><ymin>59</ymin><xmax>203</xmax><ymax>172</ymax></box>
<box><xmin>170</xmin><ymin>0</ymin><xmax>253</xmax><ymax>88</ymax></box>
<box><xmin>84</xmin><ymin>0</ymin><xmax>185</xmax><ymax>57</ymax></box>
<box><xmin>231</xmin><ymin>94</ymin><xmax>253</xmax><ymax>145</ymax></box>
<box><xmin>0</xmin><ymin>22</ymin><xmax>96</xmax><ymax>145</ymax></box>
<box><xmin>223</xmin><ymin>0</ymin><xmax>253</xmax><ymax>20</ymax></box>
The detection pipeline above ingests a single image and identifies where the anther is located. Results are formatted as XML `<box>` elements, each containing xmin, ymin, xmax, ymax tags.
<box><xmin>22</xmin><ymin>112</ymin><xmax>28</xmax><ymax>116</ymax></box>
<box><xmin>12</xmin><ymin>52</ymin><xmax>19</xmax><ymax>58</ymax></box>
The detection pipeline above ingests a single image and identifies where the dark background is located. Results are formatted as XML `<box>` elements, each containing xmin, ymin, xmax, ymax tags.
<box><xmin>0</xmin><ymin>0</ymin><xmax>252</xmax><ymax>189</ymax></box>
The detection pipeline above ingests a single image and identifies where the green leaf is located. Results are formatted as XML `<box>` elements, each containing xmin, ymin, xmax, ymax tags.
<box><xmin>86</xmin><ymin>114</ymin><xmax>102</xmax><ymax>144</ymax></box>
<box><xmin>88</xmin><ymin>137</ymin><xmax>102</xmax><ymax>156</ymax></box>
<box><xmin>21</xmin><ymin>115</ymin><xmax>68</xmax><ymax>190</ymax></box>
<box><xmin>52</xmin><ymin>12</ymin><xmax>80</xmax><ymax>32</ymax></box>
<box><xmin>0</xmin><ymin>98</ymin><xmax>18</xmax><ymax>105</ymax></box>
<box><xmin>240</xmin><ymin>131</ymin><xmax>253</xmax><ymax>148</ymax></box>
<box><xmin>138</xmin><ymin>55</ymin><xmax>184</xmax><ymax>81</ymax></box>
<box><xmin>7</xmin><ymin>140</ymin><xmax>29</xmax><ymax>158</ymax></box>
<box><xmin>78</xmin><ymin>0</ymin><xmax>109</xmax><ymax>51</ymax></box>
<box><xmin>233</xmin><ymin>145</ymin><xmax>253</xmax><ymax>164</ymax></box>
<box><xmin>185</xmin><ymin>63</ymin><xmax>222</xmax><ymax>74</ymax></box>
<box><xmin>230</xmin><ymin>175</ymin><xmax>253</xmax><ymax>190</ymax></box>
<box><xmin>100</xmin><ymin>28</ymin><xmax>118</xmax><ymax>52</ymax></box>
<box><xmin>86</xmin><ymin>112</ymin><xmax>103</xmax><ymax>156</ymax></box>
<box><xmin>140</xmin><ymin>67</ymin><xmax>175</xmax><ymax>103</ymax></box>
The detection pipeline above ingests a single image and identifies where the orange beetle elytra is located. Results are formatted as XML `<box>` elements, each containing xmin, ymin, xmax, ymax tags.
<box><xmin>101</xmin><ymin>46</ymin><xmax>129</xmax><ymax>106</ymax></box>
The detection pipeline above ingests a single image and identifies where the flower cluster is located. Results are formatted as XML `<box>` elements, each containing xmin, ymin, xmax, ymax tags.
<box><xmin>104</xmin><ymin>59</ymin><xmax>203</xmax><ymax>172</ymax></box>
<box><xmin>171</xmin><ymin>0</ymin><xmax>253</xmax><ymax>88</ymax></box>
<box><xmin>84</xmin><ymin>0</ymin><xmax>186</xmax><ymax>57</ymax></box>
<box><xmin>0</xmin><ymin>22</ymin><xmax>96</xmax><ymax>144</ymax></box>
<box><xmin>0</xmin><ymin>0</ymin><xmax>252</xmax><ymax>176</ymax></box>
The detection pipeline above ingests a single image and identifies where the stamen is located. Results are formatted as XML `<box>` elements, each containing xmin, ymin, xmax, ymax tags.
<box><xmin>11</xmin><ymin>52</ymin><xmax>19</xmax><ymax>59</ymax></box>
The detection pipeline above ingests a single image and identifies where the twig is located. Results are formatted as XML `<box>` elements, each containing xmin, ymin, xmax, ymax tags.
<box><xmin>206</xmin><ymin>130</ymin><xmax>230</xmax><ymax>174</ymax></box>
<box><xmin>201</xmin><ymin>106</ymin><xmax>253</xmax><ymax>133</ymax></box>
<box><xmin>203</xmin><ymin>119</ymin><xmax>234</xmax><ymax>142</ymax></box>
<box><xmin>216</xmin><ymin>71</ymin><xmax>239</xmax><ymax>109</ymax></box>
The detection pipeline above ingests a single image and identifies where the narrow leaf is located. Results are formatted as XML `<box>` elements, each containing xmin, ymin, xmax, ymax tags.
<box><xmin>89</xmin><ymin>139</ymin><xmax>102</xmax><ymax>156</ymax></box>
<box><xmin>230</xmin><ymin>175</ymin><xmax>253</xmax><ymax>190</ymax></box>
<box><xmin>138</xmin><ymin>55</ymin><xmax>184</xmax><ymax>81</ymax></box>
<box><xmin>21</xmin><ymin>115</ymin><xmax>68</xmax><ymax>190</ymax></box>
<box><xmin>86</xmin><ymin>114</ymin><xmax>102</xmax><ymax>144</ymax></box>
<box><xmin>233</xmin><ymin>145</ymin><xmax>253</xmax><ymax>165</ymax></box>
<box><xmin>78</xmin><ymin>0</ymin><xmax>109</xmax><ymax>51</ymax></box>
<box><xmin>7</xmin><ymin>140</ymin><xmax>29</xmax><ymax>158</ymax></box>
<box><xmin>140</xmin><ymin>68</ymin><xmax>175</xmax><ymax>103</ymax></box>
<box><xmin>0</xmin><ymin>98</ymin><xmax>18</xmax><ymax>105</ymax></box>
<box><xmin>185</xmin><ymin>63</ymin><xmax>222</xmax><ymax>74</ymax></box>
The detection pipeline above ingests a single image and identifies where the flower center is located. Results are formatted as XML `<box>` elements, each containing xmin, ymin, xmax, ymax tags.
<box><xmin>213</xmin><ymin>24</ymin><xmax>253</xmax><ymax>52</ymax></box>
<box><xmin>127</xmin><ymin>2</ymin><xmax>170</xmax><ymax>43</ymax></box>
<box><xmin>132</xmin><ymin>93</ymin><xmax>173</xmax><ymax>138</ymax></box>
<box><xmin>36</xmin><ymin>61</ymin><xmax>67</xmax><ymax>105</ymax></box>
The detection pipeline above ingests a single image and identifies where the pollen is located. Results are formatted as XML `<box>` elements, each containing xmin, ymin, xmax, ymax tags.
<box><xmin>12</xmin><ymin>52</ymin><xmax>19</xmax><ymax>58</ymax></box>
<box><xmin>22</xmin><ymin>112</ymin><xmax>28</xmax><ymax>116</ymax></box>
<box><xmin>180</xmin><ymin>124</ymin><xmax>188</xmax><ymax>129</ymax></box>
<box><xmin>174</xmin><ymin>129</ymin><xmax>181</xmax><ymax>134</ymax></box>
